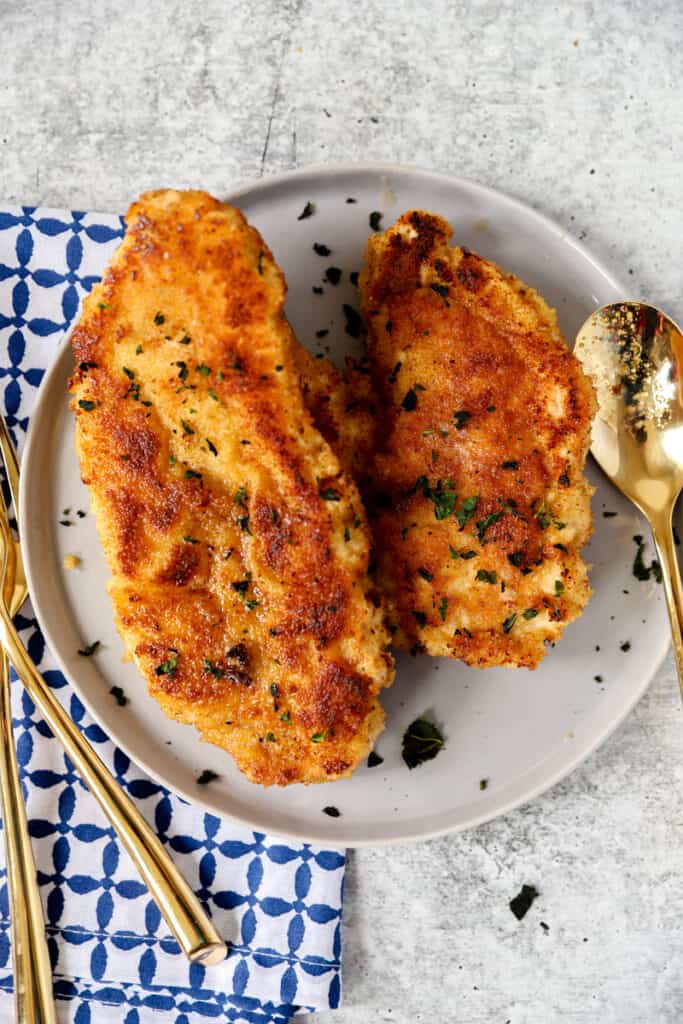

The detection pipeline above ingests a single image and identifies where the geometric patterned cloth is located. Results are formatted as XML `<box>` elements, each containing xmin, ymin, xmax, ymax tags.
<box><xmin>0</xmin><ymin>206</ymin><xmax>345</xmax><ymax>1023</ymax></box>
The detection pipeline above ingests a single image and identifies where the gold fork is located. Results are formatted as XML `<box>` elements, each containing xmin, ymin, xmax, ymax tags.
<box><xmin>0</xmin><ymin>425</ymin><xmax>55</xmax><ymax>1023</ymax></box>
<box><xmin>0</xmin><ymin>418</ymin><xmax>227</xmax><ymax>971</ymax></box>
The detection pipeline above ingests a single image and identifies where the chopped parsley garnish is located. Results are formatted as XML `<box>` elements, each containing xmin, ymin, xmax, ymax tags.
<box><xmin>554</xmin><ymin>579</ymin><xmax>565</xmax><ymax>595</ymax></box>
<box><xmin>297</xmin><ymin>202</ymin><xmax>315</xmax><ymax>220</ymax></box>
<box><xmin>122</xmin><ymin>366</ymin><xmax>134</xmax><ymax>379</ymax></box>
<box><xmin>239</xmin><ymin>515</ymin><xmax>251</xmax><ymax>533</ymax></box>
<box><xmin>508</xmin><ymin>550</ymin><xmax>525</xmax><ymax>568</ymax></box>
<box><xmin>632</xmin><ymin>534</ymin><xmax>661</xmax><ymax>583</ymax></box>
<box><xmin>453</xmin><ymin>410</ymin><xmax>471</xmax><ymax>429</ymax></box>
<box><xmin>316</xmin><ymin>328</ymin><xmax>329</xmax><ymax>338</ymax></box>
<box><xmin>412</xmin><ymin>610</ymin><xmax>427</xmax><ymax>628</ymax></box>
<box><xmin>343</xmin><ymin>304</ymin><xmax>363</xmax><ymax>338</ymax></box>
<box><xmin>476</xmin><ymin>569</ymin><xmax>498</xmax><ymax>584</ymax></box>
<box><xmin>135</xmin><ymin>345</ymin><xmax>143</xmax><ymax>354</ymax></box>
<box><xmin>203</xmin><ymin>659</ymin><xmax>224</xmax><ymax>678</ymax></box>
<box><xmin>523</xmin><ymin>608</ymin><xmax>539</xmax><ymax>620</ymax></box>
<box><xmin>325</xmin><ymin>266</ymin><xmax>342</xmax><ymax>285</ymax></box>
<box><xmin>176</xmin><ymin>360</ymin><xmax>188</xmax><ymax>381</ymax></box>
<box><xmin>456</xmin><ymin>495</ymin><xmax>479</xmax><ymax>529</ymax></box>
<box><xmin>185</xmin><ymin>469</ymin><xmax>202</xmax><ymax>481</ymax></box>
<box><xmin>480</xmin><ymin>778</ymin><xmax>488</xmax><ymax>790</ymax></box>
<box><xmin>438</xmin><ymin>596</ymin><xmax>448</xmax><ymax>622</ymax></box>
<box><xmin>78</xmin><ymin>399</ymin><xmax>96</xmax><ymax>411</ymax></box>
<box><xmin>450</xmin><ymin>546</ymin><xmax>477</xmax><ymax>560</ymax></box>
<box><xmin>323</xmin><ymin>806</ymin><xmax>340</xmax><ymax>817</ymax></box>
<box><xmin>402</xmin><ymin>716</ymin><xmax>445</xmax><ymax>769</ymax></box>
<box><xmin>280</xmin><ymin>711</ymin><xmax>291</xmax><ymax>723</ymax></box>
<box><xmin>179</xmin><ymin>334</ymin><xmax>191</xmax><ymax>345</ymax></box>
<box><xmin>197</xmin><ymin>769</ymin><xmax>218</xmax><ymax>785</ymax></box>
<box><xmin>110</xmin><ymin>686</ymin><xmax>127</xmax><ymax>706</ymax></box>
<box><xmin>155</xmin><ymin>650</ymin><xmax>179</xmax><ymax>677</ymax></box>
<box><xmin>502</xmin><ymin>613</ymin><xmax>517</xmax><ymax>634</ymax></box>
<box><xmin>181</xmin><ymin>419</ymin><xmax>194</xmax><ymax>435</ymax></box>
<box><xmin>603</xmin><ymin>510</ymin><xmax>618</xmax><ymax>518</ymax></box>
<box><xmin>430</xmin><ymin>282</ymin><xmax>450</xmax><ymax>300</ymax></box>
<box><xmin>183</xmin><ymin>535</ymin><xmax>199</xmax><ymax>544</ymax></box>
<box><xmin>206</xmin><ymin>438</ymin><xmax>218</xmax><ymax>455</ymax></box>
<box><xmin>346</xmin><ymin>197</ymin><xmax>357</xmax><ymax>203</ymax></box>
<box><xmin>197</xmin><ymin>364</ymin><xmax>211</xmax><ymax>376</ymax></box>
<box><xmin>343</xmin><ymin>527</ymin><xmax>351</xmax><ymax>541</ymax></box>
<box><xmin>350</xmin><ymin>271</ymin><xmax>359</xmax><ymax>286</ymax></box>
<box><xmin>231</xmin><ymin>580</ymin><xmax>249</xmax><ymax>593</ymax></box>
<box><xmin>265</xmin><ymin>732</ymin><xmax>277</xmax><ymax>742</ymax></box>
<box><xmin>417</xmin><ymin>567</ymin><xmax>433</xmax><ymax>582</ymax></box>
<box><xmin>367</xmin><ymin>751</ymin><xmax>384</xmax><ymax>768</ymax></box>
<box><xmin>509</xmin><ymin>884</ymin><xmax>539</xmax><ymax>921</ymax></box>
<box><xmin>78</xmin><ymin>641</ymin><xmax>100</xmax><ymax>657</ymax></box>
<box><xmin>313</xmin><ymin>242</ymin><xmax>331</xmax><ymax>256</ymax></box>
<box><xmin>153</xmin><ymin>312</ymin><xmax>165</xmax><ymax>325</ymax></box>
<box><xmin>312</xmin><ymin>285</ymin><xmax>323</xmax><ymax>294</ymax></box>
<box><xmin>477</xmin><ymin>509</ymin><xmax>504</xmax><ymax>540</ymax></box>
<box><xmin>257</xmin><ymin>249</ymin><xmax>264</xmax><ymax>275</ymax></box>
<box><xmin>207</xmin><ymin>388</ymin><xmax>219</xmax><ymax>401</ymax></box>
<box><xmin>620</xmin><ymin>641</ymin><xmax>631</xmax><ymax>652</ymax></box>
<box><xmin>502</xmin><ymin>460</ymin><xmax>519</xmax><ymax>470</ymax></box>
<box><xmin>319</xmin><ymin>486</ymin><xmax>341</xmax><ymax>501</ymax></box>
<box><xmin>369</xmin><ymin>211</ymin><xmax>382</xmax><ymax>231</ymax></box>
<box><xmin>311</xmin><ymin>731</ymin><xmax>327</xmax><ymax>743</ymax></box>
<box><xmin>401</xmin><ymin>388</ymin><xmax>418</xmax><ymax>411</ymax></box>
<box><xmin>234</xmin><ymin>486</ymin><xmax>248</xmax><ymax>507</ymax></box>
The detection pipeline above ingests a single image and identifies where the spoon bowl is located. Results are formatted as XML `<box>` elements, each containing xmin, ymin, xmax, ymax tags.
<box><xmin>575</xmin><ymin>301</ymin><xmax>683</xmax><ymax>699</ymax></box>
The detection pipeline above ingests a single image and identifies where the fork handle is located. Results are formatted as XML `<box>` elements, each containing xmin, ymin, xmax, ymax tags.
<box><xmin>0</xmin><ymin>608</ymin><xmax>227</xmax><ymax>966</ymax></box>
<box><xmin>0</xmin><ymin>652</ymin><xmax>56</xmax><ymax>1024</ymax></box>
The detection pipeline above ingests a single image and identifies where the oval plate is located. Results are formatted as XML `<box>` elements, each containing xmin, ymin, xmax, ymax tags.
<box><xmin>19</xmin><ymin>164</ymin><xmax>669</xmax><ymax>846</ymax></box>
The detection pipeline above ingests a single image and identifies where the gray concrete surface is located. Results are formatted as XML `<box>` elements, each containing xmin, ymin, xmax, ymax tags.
<box><xmin>1</xmin><ymin>1</ymin><xmax>682</xmax><ymax>1021</ymax></box>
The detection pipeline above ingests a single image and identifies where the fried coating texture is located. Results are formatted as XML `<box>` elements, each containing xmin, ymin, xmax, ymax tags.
<box><xmin>357</xmin><ymin>210</ymin><xmax>596</xmax><ymax>668</ymax></box>
<box><xmin>69</xmin><ymin>189</ymin><xmax>393</xmax><ymax>785</ymax></box>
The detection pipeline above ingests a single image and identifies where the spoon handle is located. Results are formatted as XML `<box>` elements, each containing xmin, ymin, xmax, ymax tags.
<box><xmin>650</xmin><ymin>507</ymin><xmax>683</xmax><ymax>702</ymax></box>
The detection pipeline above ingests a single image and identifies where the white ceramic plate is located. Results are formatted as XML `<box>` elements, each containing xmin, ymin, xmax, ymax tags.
<box><xmin>19</xmin><ymin>165</ymin><xmax>669</xmax><ymax>846</ymax></box>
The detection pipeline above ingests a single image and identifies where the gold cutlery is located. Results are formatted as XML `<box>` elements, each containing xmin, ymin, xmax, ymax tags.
<box><xmin>0</xmin><ymin>431</ymin><xmax>56</xmax><ymax>1023</ymax></box>
<box><xmin>575</xmin><ymin>301</ymin><xmax>683</xmax><ymax>698</ymax></box>
<box><xmin>0</xmin><ymin>418</ymin><xmax>227</xmax><ymax>970</ymax></box>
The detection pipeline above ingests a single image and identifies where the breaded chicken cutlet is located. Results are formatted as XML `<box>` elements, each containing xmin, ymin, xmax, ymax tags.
<box><xmin>69</xmin><ymin>189</ymin><xmax>393</xmax><ymax>786</ymax></box>
<box><xmin>356</xmin><ymin>210</ymin><xmax>596</xmax><ymax>669</ymax></box>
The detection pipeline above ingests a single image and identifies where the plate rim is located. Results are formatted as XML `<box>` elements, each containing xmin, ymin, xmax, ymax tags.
<box><xmin>18</xmin><ymin>163</ymin><xmax>669</xmax><ymax>847</ymax></box>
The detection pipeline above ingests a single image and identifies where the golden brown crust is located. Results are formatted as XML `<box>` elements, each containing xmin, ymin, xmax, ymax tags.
<box><xmin>356</xmin><ymin>209</ymin><xmax>597</xmax><ymax>668</ymax></box>
<box><xmin>69</xmin><ymin>188</ymin><xmax>393</xmax><ymax>785</ymax></box>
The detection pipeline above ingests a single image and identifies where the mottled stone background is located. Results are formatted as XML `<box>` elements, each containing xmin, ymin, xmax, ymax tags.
<box><xmin>1</xmin><ymin>1</ymin><xmax>682</xmax><ymax>1021</ymax></box>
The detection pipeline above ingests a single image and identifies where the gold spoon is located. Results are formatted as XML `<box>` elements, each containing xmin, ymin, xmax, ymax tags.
<box><xmin>575</xmin><ymin>301</ymin><xmax>683</xmax><ymax>699</ymax></box>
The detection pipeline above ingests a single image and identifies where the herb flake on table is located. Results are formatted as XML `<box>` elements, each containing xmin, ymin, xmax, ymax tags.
<box><xmin>323</xmin><ymin>806</ymin><xmax>341</xmax><ymax>817</ymax></box>
<box><xmin>197</xmin><ymin>769</ymin><xmax>219</xmax><ymax>785</ymax></box>
<box><xmin>509</xmin><ymin>884</ymin><xmax>539</xmax><ymax>921</ymax></box>
<box><xmin>479</xmin><ymin>778</ymin><xmax>488</xmax><ymax>790</ymax></box>
<box><xmin>110</xmin><ymin>686</ymin><xmax>127</xmax><ymax>707</ymax></box>
<box><xmin>367</xmin><ymin>750</ymin><xmax>384</xmax><ymax>768</ymax></box>
<box><xmin>313</xmin><ymin>242</ymin><xmax>331</xmax><ymax>256</ymax></box>
<box><xmin>325</xmin><ymin>266</ymin><xmax>342</xmax><ymax>285</ymax></box>
<box><xmin>402</xmin><ymin>716</ymin><xmax>445</xmax><ymax>769</ymax></box>
<box><xmin>369</xmin><ymin>211</ymin><xmax>382</xmax><ymax>231</ymax></box>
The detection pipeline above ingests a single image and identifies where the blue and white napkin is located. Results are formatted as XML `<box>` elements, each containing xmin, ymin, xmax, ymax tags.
<box><xmin>0</xmin><ymin>205</ymin><xmax>344</xmax><ymax>1024</ymax></box>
